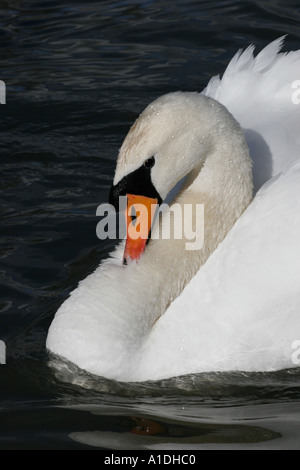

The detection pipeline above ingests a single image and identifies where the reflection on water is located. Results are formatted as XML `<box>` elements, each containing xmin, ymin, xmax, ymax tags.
<box><xmin>70</xmin><ymin>421</ymin><xmax>280</xmax><ymax>449</ymax></box>
<box><xmin>46</xmin><ymin>357</ymin><xmax>299</xmax><ymax>449</ymax></box>
<box><xmin>0</xmin><ymin>0</ymin><xmax>300</xmax><ymax>450</ymax></box>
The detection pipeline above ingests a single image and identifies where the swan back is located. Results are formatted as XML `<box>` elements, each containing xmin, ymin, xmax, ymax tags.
<box><xmin>203</xmin><ymin>37</ymin><xmax>300</xmax><ymax>191</ymax></box>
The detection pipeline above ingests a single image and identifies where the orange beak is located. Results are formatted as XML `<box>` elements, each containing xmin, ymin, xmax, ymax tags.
<box><xmin>123</xmin><ymin>193</ymin><xmax>158</xmax><ymax>264</ymax></box>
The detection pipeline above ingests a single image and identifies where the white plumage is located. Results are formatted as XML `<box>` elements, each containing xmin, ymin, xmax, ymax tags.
<box><xmin>203</xmin><ymin>37</ymin><xmax>300</xmax><ymax>190</ymax></box>
<box><xmin>47</xmin><ymin>38</ymin><xmax>300</xmax><ymax>382</ymax></box>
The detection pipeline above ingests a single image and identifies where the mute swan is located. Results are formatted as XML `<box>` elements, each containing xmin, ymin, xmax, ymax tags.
<box><xmin>47</xmin><ymin>38</ymin><xmax>300</xmax><ymax>382</ymax></box>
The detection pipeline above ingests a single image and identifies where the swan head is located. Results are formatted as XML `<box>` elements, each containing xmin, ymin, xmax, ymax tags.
<box><xmin>110</xmin><ymin>92</ymin><xmax>216</xmax><ymax>202</ymax></box>
<box><xmin>109</xmin><ymin>91</ymin><xmax>246</xmax><ymax>262</ymax></box>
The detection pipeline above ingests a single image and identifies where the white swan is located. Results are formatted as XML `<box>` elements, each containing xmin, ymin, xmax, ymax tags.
<box><xmin>46</xmin><ymin>38</ymin><xmax>300</xmax><ymax>382</ymax></box>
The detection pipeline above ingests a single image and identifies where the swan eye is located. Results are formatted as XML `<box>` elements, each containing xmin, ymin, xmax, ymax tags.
<box><xmin>143</xmin><ymin>156</ymin><xmax>155</xmax><ymax>169</ymax></box>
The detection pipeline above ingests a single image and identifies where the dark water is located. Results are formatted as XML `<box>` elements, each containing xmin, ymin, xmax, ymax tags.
<box><xmin>1</xmin><ymin>0</ymin><xmax>300</xmax><ymax>450</ymax></box>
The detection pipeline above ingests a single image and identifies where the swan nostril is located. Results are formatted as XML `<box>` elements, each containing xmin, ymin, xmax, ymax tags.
<box><xmin>130</xmin><ymin>206</ymin><xmax>137</xmax><ymax>225</ymax></box>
